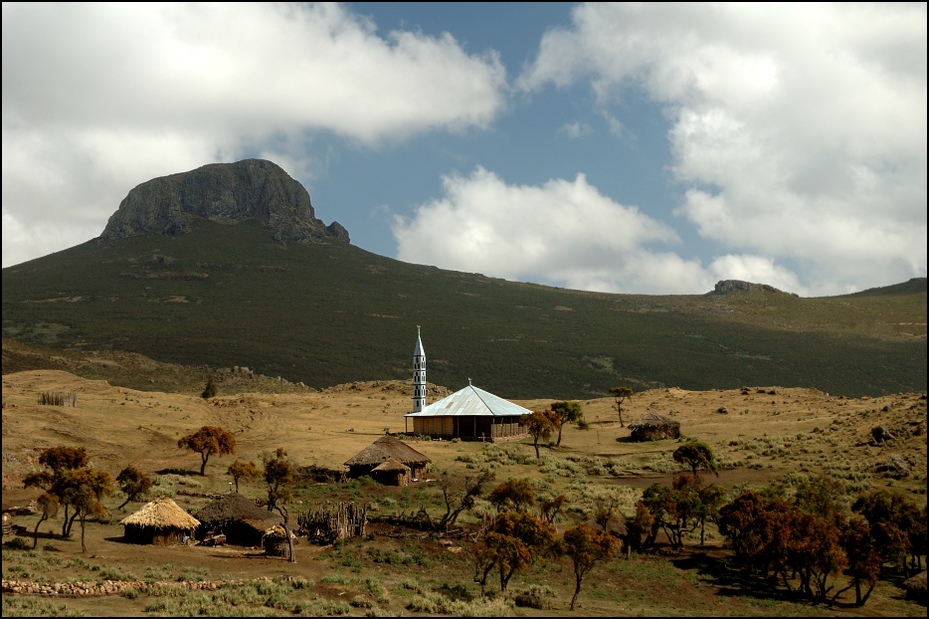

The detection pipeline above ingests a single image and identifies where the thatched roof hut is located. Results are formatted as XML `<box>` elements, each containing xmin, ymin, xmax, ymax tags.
<box><xmin>628</xmin><ymin>411</ymin><xmax>681</xmax><ymax>442</ymax></box>
<box><xmin>903</xmin><ymin>570</ymin><xmax>926</xmax><ymax>604</ymax></box>
<box><xmin>344</xmin><ymin>436</ymin><xmax>430</xmax><ymax>481</ymax></box>
<box><xmin>193</xmin><ymin>492</ymin><xmax>277</xmax><ymax>546</ymax></box>
<box><xmin>370</xmin><ymin>458</ymin><xmax>412</xmax><ymax>487</ymax></box>
<box><xmin>262</xmin><ymin>523</ymin><xmax>295</xmax><ymax>557</ymax></box>
<box><xmin>120</xmin><ymin>497</ymin><xmax>200</xmax><ymax>545</ymax></box>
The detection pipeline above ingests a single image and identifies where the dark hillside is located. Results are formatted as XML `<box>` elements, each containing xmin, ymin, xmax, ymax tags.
<box><xmin>2</xmin><ymin>218</ymin><xmax>925</xmax><ymax>399</ymax></box>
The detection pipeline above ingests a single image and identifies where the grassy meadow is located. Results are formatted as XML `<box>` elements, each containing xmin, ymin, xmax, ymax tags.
<box><xmin>2</xmin><ymin>366</ymin><xmax>926</xmax><ymax>617</ymax></box>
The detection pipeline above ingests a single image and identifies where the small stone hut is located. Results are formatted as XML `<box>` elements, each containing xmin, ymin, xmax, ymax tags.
<box><xmin>344</xmin><ymin>436</ymin><xmax>430</xmax><ymax>482</ymax></box>
<box><xmin>120</xmin><ymin>497</ymin><xmax>200</xmax><ymax>545</ymax></box>
<box><xmin>193</xmin><ymin>492</ymin><xmax>277</xmax><ymax>547</ymax></box>
<box><xmin>628</xmin><ymin>411</ymin><xmax>681</xmax><ymax>442</ymax></box>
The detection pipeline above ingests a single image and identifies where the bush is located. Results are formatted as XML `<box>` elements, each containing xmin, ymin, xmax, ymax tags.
<box><xmin>3</xmin><ymin>537</ymin><xmax>31</xmax><ymax>550</ymax></box>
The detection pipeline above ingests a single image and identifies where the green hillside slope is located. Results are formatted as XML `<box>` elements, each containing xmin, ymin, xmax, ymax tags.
<box><xmin>2</xmin><ymin>218</ymin><xmax>925</xmax><ymax>399</ymax></box>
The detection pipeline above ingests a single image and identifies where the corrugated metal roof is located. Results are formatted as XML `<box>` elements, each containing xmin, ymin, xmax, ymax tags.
<box><xmin>404</xmin><ymin>384</ymin><xmax>532</xmax><ymax>418</ymax></box>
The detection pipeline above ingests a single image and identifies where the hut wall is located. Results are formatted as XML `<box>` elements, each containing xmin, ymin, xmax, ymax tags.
<box><xmin>373</xmin><ymin>470</ymin><xmax>410</xmax><ymax>487</ymax></box>
<box><xmin>124</xmin><ymin>525</ymin><xmax>189</xmax><ymax>545</ymax></box>
<box><xmin>490</xmin><ymin>416</ymin><xmax>528</xmax><ymax>442</ymax></box>
<box><xmin>410</xmin><ymin>464</ymin><xmax>427</xmax><ymax>479</ymax></box>
<box><xmin>630</xmin><ymin>425</ymin><xmax>680</xmax><ymax>442</ymax></box>
<box><xmin>414</xmin><ymin>415</ymin><xmax>529</xmax><ymax>442</ymax></box>
<box><xmin>413</xmin><ymin>416</ymin><xmax>454</xmax><ymax>439</ymax></box>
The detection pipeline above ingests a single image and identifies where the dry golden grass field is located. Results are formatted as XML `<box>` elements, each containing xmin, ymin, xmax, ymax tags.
<box><xmin>2</xmin><ymin>369</ymin><xmax>926</xmax><ymax>617</ymax></box>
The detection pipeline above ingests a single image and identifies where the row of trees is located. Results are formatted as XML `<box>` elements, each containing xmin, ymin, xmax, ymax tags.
<box><xmin>716</xmin><ymin>484</ymin><xmax>927</xmax><ymax>606</ymax></box>
<box><xmin>519</xmin><ymin>387</ymin><xmax>636</xmax><ymax>461</ymax></box>
<box><xmin>23</xmin><ymin>447</ymin><xmax>144</xmax><ymax>552</ymax></box>
<box><xmin>472</xmin><ymin>477</ymin><xmax>619</xmax><ymax>610</ymax></box>
<box><xmin>622</xmin><ymin>441</ymin><xmax>926</xmax><ymax>608</ymax></box>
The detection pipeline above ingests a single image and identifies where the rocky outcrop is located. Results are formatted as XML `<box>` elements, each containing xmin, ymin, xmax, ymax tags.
<box><xmin>100</xmin><ymin>159</ymin><xmax>349</xmax><ymax>244</ymax></box>
<box><xmin>709</xmin><ymin>280</ymin><xmax>797</xmax><ymax>297</ymax></box>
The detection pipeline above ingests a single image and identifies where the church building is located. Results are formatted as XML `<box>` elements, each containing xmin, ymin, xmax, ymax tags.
<box><xmin>403</xmin><ymin>328</ymin><xmax>531</xmax><ymax>442</ymax></box>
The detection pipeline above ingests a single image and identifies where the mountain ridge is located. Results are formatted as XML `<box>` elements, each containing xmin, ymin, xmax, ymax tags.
<box><xmin>2</xmin><ymin>161</ymin><xmax>925</xmax><ymax>399</ymax></box>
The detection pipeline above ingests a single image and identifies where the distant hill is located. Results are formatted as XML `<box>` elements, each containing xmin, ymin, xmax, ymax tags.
<box><xmin>2</xmin><ymin>161</ymin><xmax>925</xmax><ymax>399</ymax></box>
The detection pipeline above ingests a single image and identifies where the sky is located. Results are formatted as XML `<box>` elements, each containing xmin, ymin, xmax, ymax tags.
<box><xmin>2</xmin><ymin>3</ymin><xmax>926</xmax><ymax>297</ymax></box>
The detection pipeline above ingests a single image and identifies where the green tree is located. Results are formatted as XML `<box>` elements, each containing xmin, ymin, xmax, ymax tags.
<box><xmin>609</xmin><ymin>386</ymin><xmax>633</xmax><ymax>426</ymax></box>
<box><xmin>520</xmin><ymin>409</ymin><xmax>560</xmax><ymax>461</ymax></box>
<box><xmin>177</xmin><ymin>426</ymin><xmax>236</xmax><ymax>476</ymax></box>
<box><xmin>227</xmin><ymin>459</ymin><xmax>261</xmax><ymax>493</ymax></box>
<box><xmin>561</xmin><ymin>522</ymin><xmax>619</xmax><ymax>610</ymax></box>
<box><xmin>672</xmin><ymin>441</ymin><xmax>719</xmax><ymax>477</ymax></box>
<box><xmin>201</xmin><ymin>377</ymin><xmax>217</xmax><ymax>399</ymax></box>
<box><xmin>550</xmin><ymin>400</ymin><xmax>585</xmax><ymax>447</ymax></box>
<box><xmin>262</xmin><ymin>448</ymin><xmax>296</xmax><ymax>563</ymax></box>
<box><xmin>116</xmin><ymin>465</ymin><xmax>152</xmax><ymax>509</ymax></box>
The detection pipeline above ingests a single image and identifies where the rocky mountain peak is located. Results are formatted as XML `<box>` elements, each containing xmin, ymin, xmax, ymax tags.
<box><xmin>710</xmin><ymin>280</ymin><xmax>798</xmax><ymax>297</ymax></box>
<box><xmin>100</xmin><ymin>159</ymin><xmax>349</xmax><ymax>244</ymax></box>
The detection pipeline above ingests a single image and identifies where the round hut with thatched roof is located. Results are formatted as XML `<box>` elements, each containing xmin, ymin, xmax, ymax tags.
<box><xmin>370</xmin><ymin>458</ymin><xmax>412</xmax><ymax>487</ymax></box>
<box><xmin>120</xmin><ymin>496</ymin><xmax>200</xmax><ymax>545</ymax></box>
<box><xmin>344</xmin><ymin>436</ymin><xmax>430</xmax><ymax>482</ymax></box>
<box><xmin>194</xmin><ymin>492</ymin><xmax>278</xmax><ymax>547</ymax></box>
<box><xmin>628</xmin><ymin>411</ymin><xmax>681</xmax><ymax>442</ymax></box>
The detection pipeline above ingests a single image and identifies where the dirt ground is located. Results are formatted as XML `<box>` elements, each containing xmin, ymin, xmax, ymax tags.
<box><xmin>2</xmin><ymin>370</ymin><xmax>926</xmax><ymax>616</ymax></box>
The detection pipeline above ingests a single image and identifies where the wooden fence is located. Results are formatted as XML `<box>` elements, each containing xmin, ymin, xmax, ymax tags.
<box><xmin>38</xmin><ymin>391</ymin><xmax>77</xmax><ymax>407</ymax></box>
<box><xmin>297</xmin><ymin>501</ymin><xmax>366</xmax><ymax>544</ymax></box>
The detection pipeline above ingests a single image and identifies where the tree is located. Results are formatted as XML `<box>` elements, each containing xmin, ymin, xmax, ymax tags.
<box><xmin>672</xmin><ymin>441</ymin><xmax>719</xmax><ymax>477</ymax></box>
<box><xmin>609</xmin><ymin>386</ymin><xmax>633</xmax><ymax>427</ymax></box>
<box><xmin>550</xmin><ymin>401</ymin><xmax>585</xmax><ymax>447</ymax></box>
<box><xmin>177</xmin><ymin>426</ymin><xmax>236</xmax><ymax>476</ymax></box>
<box><xmin>488</xmin><ymin>478</ymin><xmax>536</xmax><ymax>513</ymax></box>
<box><xmin>31</xmin><ymin>493</ymin><xmax>58</xmax><ymax>549</ymax></box>
<box><xmin>262</xmin><ymin>448</ymin><xmax>296</xmax><ymax>563</ymax></box>
<box><xmin>640</xmin><ymin>478</ymin><xmax>702</xmax><ymax>549</ymax></box>
<box><xmin>624</xmin><ymin>502</ymin><xmax>655</xmax><ymax>555</ymax></box>
<box><xmin>835</xmin><ymin>515</ymin><xmax>882</xmax><ymax>607</ymax></box>
<box><xmin>852</xmin><ymin>488</ymin><xmax>922</xmax><ymax>574</ymax></box>
<box><xmin>561</xmin><ymin>522</ymin><xmax>619</xmax><ymax>610</ymax></box>
<box><xmin>786</xmin><ymin>512</ymin><xmax>846</xmax><ymax>602</ymax></box>
<box><xmin>539</xmin><ymin>494</ymin><xmax>567</xmax><ymax>526</ymax></box>
<box><xmin>201</xmin><ymin>377</ymin><xmax>217</xmax><ymax>399</ymax></box>
<box><xmin>227</xmin><ymin>459</ymin><xmax>261</xmax><ymax>493</ymax></box>
<box><xmin>437</xmin><ymin>469</ymin><xmax>495</xmax><ymax>531</ymax></box>
<box><xmin>520</xmin><ymin>409</ymin><xmax>560</xmax><ymax>461</ymax></box>
<box><xmin>66</xmin><ymin>468</ymin><xmax>114</xmax><ymax>553</ymax></box>
<box><xmin>474</xmin><ymin>511</ymin><xmax>557</xmax><ymax>593</ymax></box>
<box><xmin>116</xmin><ymin>465</ymin><xmax>152</xmax><ymax>509</ymax></box>
<box><xmin>23</xmin><ymin>446</ymin><xmax>90</xmax><ymax>538</ymax></box>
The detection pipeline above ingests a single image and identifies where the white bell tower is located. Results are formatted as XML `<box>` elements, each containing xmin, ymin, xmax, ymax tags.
<box><xmin>412</xmin><ymin>326</ymin><xmax>426</xmax><ymax>413</ymax></box>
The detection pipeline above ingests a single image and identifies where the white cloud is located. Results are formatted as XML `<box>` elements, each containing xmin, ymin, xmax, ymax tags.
<box><xmin>391</xmin><ymin>167</ymin><xmax>710</xmax><ymax>294</ymax></box>
<box><xmin>559</xmin><ymin>121</ymin><xmax>591</xmax><ymax>138</ymax></box>
<box><xmin>519</xmin><ymin>2</ymin><xmax>927</xmax><ymax>295</ymax></box>
<box><xmin>1</xmin><ymin>2</ymin><xmax>506</xmax><ymax>267</ymax></box>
